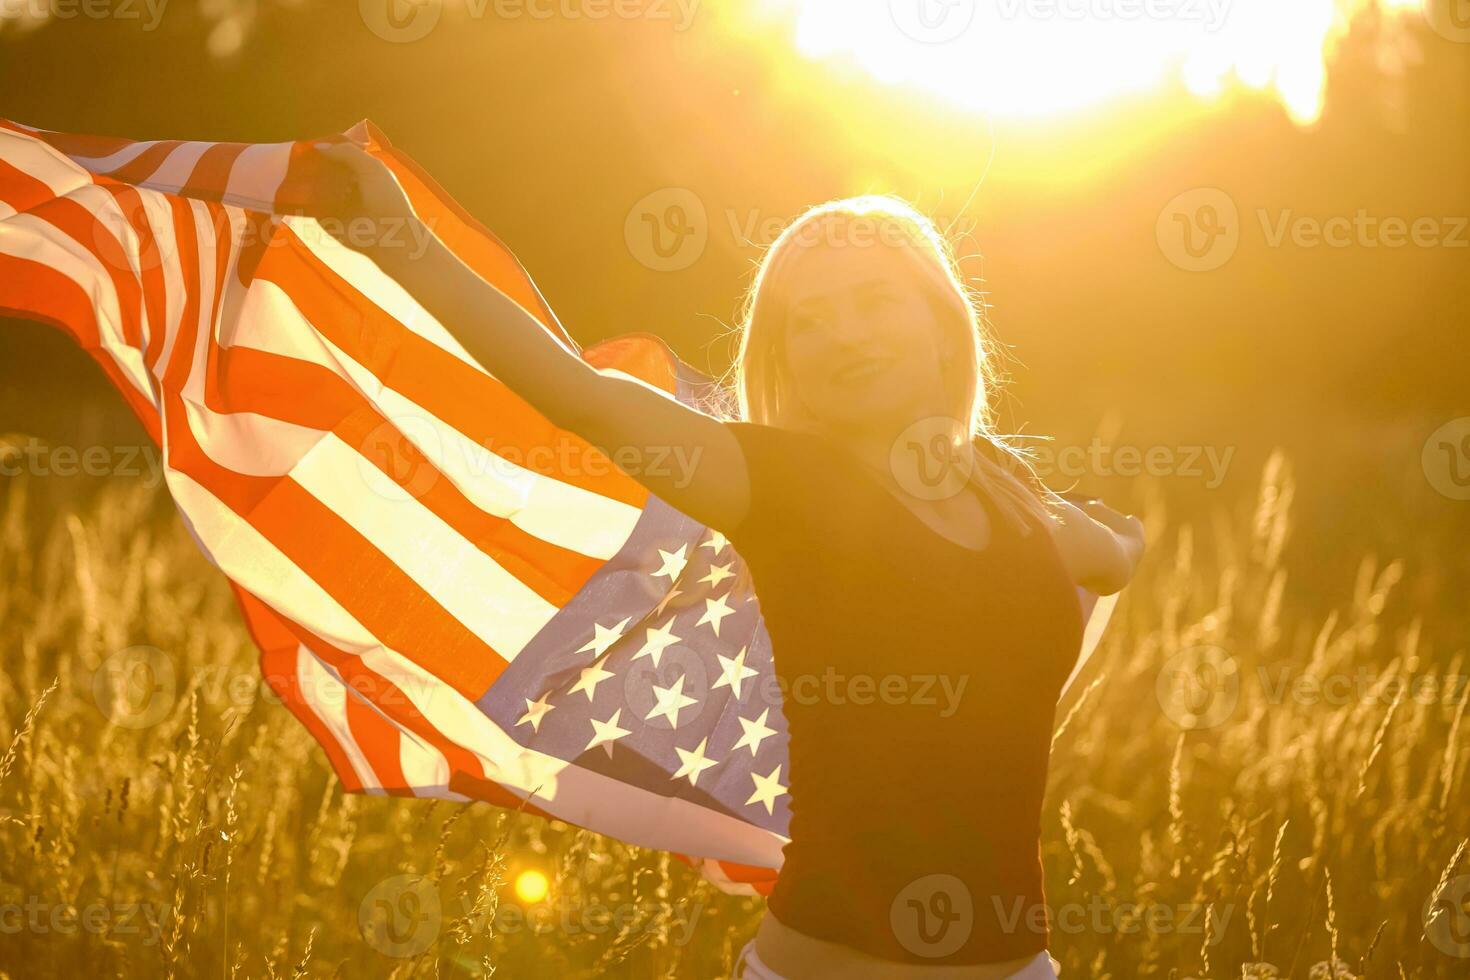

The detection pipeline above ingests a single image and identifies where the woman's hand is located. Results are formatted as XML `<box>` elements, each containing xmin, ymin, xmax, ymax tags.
<box><xmin>309</xmin><ymin>141</ymin><xmax>417</xmax><ymax>229</ymax></box>
<box><xmin>1049</xmin><ymin>497</ymin><xmax>1146</xmax><ymax>595</ymax></box>
<box><xmin>1074</xmin><ymin>498</ymin><xmax>1146</xmax><ymax>571</ymax></box>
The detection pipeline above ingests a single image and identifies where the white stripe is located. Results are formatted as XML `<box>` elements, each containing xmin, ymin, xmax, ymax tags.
<box><xmin>295</xmin><ymin>647</ymin><xmax>382</xmax><ymax>792</ymax></box>
<box><xmin>359</xmin><ymin>644</ymin><xmax>788</xmax><ymax>866</ymax></box>
<box><xmin>310</xmin><ymin>650</ymin><xmax>460</xmax><ymax>797</ymax></box>
<box><xmin>149</xmin><ymin>196</ymin><xmax>213</xmax><ymax>375</ymax></box>
<box><xmin>398</xmin><ymin>725</ymin><xmax>454</xmax><ymax>794</ymax></box>
<box><xmin>33</xmin><ymin>181</ymin><xmax>170</xmax><ymax>379</ymax></box>
<box><xmin>211</xmin><ymin>207</ymin><xmax>262</xmax><ymax>354</ymax></box>
<box><xmin>162</xmin><ymin>207</ymin><xmax>329</xmax><ymax>477</ymax></box>
<box><xmin>164</xmin><ymin>467</ymin><xmax>785</xmax><ymax>866</ymax></box>
<box><xmin>137</xmin><ymin>184</ymin><xmax>185</xmax><ymax>356</ymax></box>
<box><xmin>696</xmin><ymin>858</ymin><xmax>761</xmax><ymax>897</ymax></box>
<box><xmin>229</xmin><ymin>278</ymin><xmax>643</xmax><ymax>560</ymax></box>
<box><xmin>296</xmin><ymin>432</ymin><xmax>561</xmax><ymax>659</ymax></box>
<box><xmin>324</xmin><ymin>345</ymin><xmax>642</xmax><ymax>561</ymax></box>
<box><xmin>166</xmin><ymin>470</ymin><xmax>377</xmax><ymax>651</ymax></box>
<box><xmin>0</xmin><ymin>126</ymin><xmax>93</xmax><ymax>196</ymax></box>
<box><xmin>221</xmin><ymin>141</ymin><xmax>292</xmax><ymax>212</ymax></box>
<box><xmin>64</xmin><ymin>138</ymin><xmax>161</xmax><ymax>176</ymax></box>
<box><xmin>140</xmin><ymin>141</ymin><xmax>212</xmax><ymax>196</ymax></box>
<box><xmin>285</xmin><ymin>214</ymin><xmax>489</xmax><ymax>370</ymax></box>
<box><xmin>180</xmin><ymin>399</ymin><xmax>328</xmax><ymax>477</ymax></box>
<box><xmin>0</xmin><ymin>207</ymin><xmax>156</xmax><ymax>407</ymax></box>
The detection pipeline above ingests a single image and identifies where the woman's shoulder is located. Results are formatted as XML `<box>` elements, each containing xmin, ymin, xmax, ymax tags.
<box><xmin>722</xmin><ymin>421</ymin><xmax>855</xmax><ymax>540</ymax></box>
<box><xmin>725</xmin><ymin>420</ymin><xmax>847</xmax><ymax>471</ymax></box>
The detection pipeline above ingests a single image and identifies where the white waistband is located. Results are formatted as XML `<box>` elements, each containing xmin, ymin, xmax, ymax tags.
<box><xmin>733</xmin><ymin>942</ymin><xmax>1060</xmax><ymax>980</ymax></box>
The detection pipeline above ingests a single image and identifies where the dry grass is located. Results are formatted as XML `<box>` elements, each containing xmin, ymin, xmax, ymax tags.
<box><xmin>0</xmin><ymin>451</ymin><xmax>1465</xmax><ymax>978</ymax></box>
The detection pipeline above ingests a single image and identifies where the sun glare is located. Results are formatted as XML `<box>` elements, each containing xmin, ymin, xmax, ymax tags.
<box><xmin>765</xmin><ymin>0</ymin><xmax>1432</xmax><ymax>124</ymax></box>
<box><xmin>514</xmin><ymin>869</ymin><xmax>551</xmax><ymax>904</ymax></box>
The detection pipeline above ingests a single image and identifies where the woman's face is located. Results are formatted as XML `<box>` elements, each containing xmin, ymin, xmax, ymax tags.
<box><xmin>778</xmin><ymin>238</ymin><xmax>954</xmax><ymax>435</ymax></box>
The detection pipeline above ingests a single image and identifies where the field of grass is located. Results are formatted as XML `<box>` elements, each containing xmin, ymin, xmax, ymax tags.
<box><xmin>0</xmin><ymin>443</ymin><xmax>1466</xmax><ymax>979</ymax></box>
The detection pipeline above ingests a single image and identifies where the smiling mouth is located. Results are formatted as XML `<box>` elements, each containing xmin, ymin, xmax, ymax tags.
<box><xmin>833</xmin><ymin>355</ymin><xmax>893</xmax><ymax>384</ymax></box>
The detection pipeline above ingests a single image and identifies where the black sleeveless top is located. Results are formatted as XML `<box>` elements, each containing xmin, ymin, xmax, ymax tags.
<box><xmin>723</xmin><ymin>421</ymin><xmax>1084</xmax><ymax>965</ymax></box>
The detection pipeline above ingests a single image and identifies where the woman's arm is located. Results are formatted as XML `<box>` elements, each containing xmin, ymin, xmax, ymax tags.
<box><xmin>312</xmin><ymin>143</ymin><xmax>749</xmax><ymax>532</ymax></box>
<box><xmin>1048</xmin><ymin>497</ymin><xmax>1146</xmax><ymax>596</ymax></box>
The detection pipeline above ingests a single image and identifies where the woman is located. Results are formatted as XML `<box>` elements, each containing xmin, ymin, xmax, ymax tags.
<box><xmin>315</xmin><ymin>144</ymin><xmax>1145</xmax><ymax>980</ymax></box>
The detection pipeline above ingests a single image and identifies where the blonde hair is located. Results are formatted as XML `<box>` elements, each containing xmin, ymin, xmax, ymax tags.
<box><xmin>727</xmin><ymin>195</ymin><xmax>1058</xmax><ymax>532</ymax></box>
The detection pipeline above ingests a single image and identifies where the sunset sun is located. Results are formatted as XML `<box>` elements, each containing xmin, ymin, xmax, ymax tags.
<box><xmin>763</xmin><ymin>0</ymin><xmax>1433</xmax><ymax>124</ymax></box>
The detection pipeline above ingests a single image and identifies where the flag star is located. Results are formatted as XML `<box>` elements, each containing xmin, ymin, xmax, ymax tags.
<box><xmin>732</xmin><ymin>708</ymin><xmax>777</xmax><ymax>756</ymax></box>
<box><xmin>651</xmin><ymin>545</ymin><xmax>690</xmax><ymax>582</ymax></box>
<box><xmin>745</xmin><ymin>764</ymin><xmax>787</xmax><ymax>815</ymax></box>
<box><xmin>700</xmin><ymin>530</ymin><xmax>728</xmax><ymax>554</ymax></box>
<box><xmin>696</xmin><ymin>591</ymin><xmax>736</xmax><ymax>636</ymax></box>
<box><xmin>672</xmin><ymin>737</ymin><xmax>719</xmax><ymax>787</ymax></box>
<box><xmin>585</xmin><ymin>708</ymin><xmax>632</xmax><ymax>757</ymax></box>
<box><xmin>645</xmin><ymin>673</ymin><xmax>700</xmax><ymax>728</ymax></box>
<box><xmin>652</xmin><ymin>586</ymin><xmax>683</xmax><ymax>618</ymax></box>
<box><xmin>577</xmin><ymin>616</ymin><xmax>631</xmax><ymax>657</ymax></box>
<box><xmin>712</xmin><ymin>646</ymin><xmax>758</xmax><ymax>700</ymax></box>
<box><xmin>569</xmin><ymin>656</ymin><xmax>615</xmax><ymax>701</ymax></box>
<box><xmin>631</xmin><ymin>620</ymin><xmax>681</xmax><ymax>668</ymax></box>
<box><xmin>699</xmin><ymin>561</ymin><xmax>736</xmax><ymax>588</ymax></box>
<box><xmin>516</xmin><ymin>693</ymin><xmax>555</xmax><ymax>733</ymax></box>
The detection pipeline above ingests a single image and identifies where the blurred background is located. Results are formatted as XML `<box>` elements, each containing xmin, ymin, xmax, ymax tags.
<box><xmin>1</xmin><ymin>2</ymin><xmax>1468</xmax><ymax>976</ymax></box>
<box><xmin>2</xmin><ymin>0</ymin><xmax>1467</xmax><ymax>594</ymax></box>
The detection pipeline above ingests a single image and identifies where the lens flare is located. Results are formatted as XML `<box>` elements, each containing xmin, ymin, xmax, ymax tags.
<box><xmin>513</xmin><ymin>869</ymin><xmax>550</xmax><ymax>904</ymax></box>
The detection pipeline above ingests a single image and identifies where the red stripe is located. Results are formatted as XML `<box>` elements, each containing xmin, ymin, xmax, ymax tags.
<box><xmin>0</xmin><ymin>156</ymin><xmax>76</xmax><ymax>214</ymax></box>
<box><xmin>260</xmin><ymin>650</ymin><xmax>368</xmax><ymax>793</ymax></box>
<box><xmin>106</xmin><ymin>140</ymin><xmax>183</xmax><ymax>185</ymax></box>
<box><xmin>331</xmin><ymin>409</ymin><xmax>600</xmax><ymax>607</ymax></box>
<box><xmin>344</xmin><ymin>693</ymin><xmax>412</xmax><ymax>795</ymax></box>
<box><xmin>148</xmin><ymin>193</ymin><xmax>204</xmax><ymax>374</ymax></box>
<box><xmin>156</xmin><ymin>387</ymin><xmax>509</xmax><ymax>697</ymax></box>
<box><xmin>16</xmin><ymin>193</ymin><xmax>148</xmax><ymax>355</ymax></box>
<box><xmin>0</xmin><ymin>254</ymin><xmax>161</xmax><ymax>443</ymax></box>
<box><xmin>2</xmin><ymin>121</ymin><xmax>135</xmax><ymax>162</ymax></box>
<box><xmin>185</xmin><ymin>142</ymin><xmax>250</xmax><ymax>201</ymax></box>
<box><xmin>447</xmin><ymin>772</ymin><xmax>556</xmax><ymax>819</ymax></box>
<box><xmin>251</xmin><ymin>635</ymin><xmax>368</xmax><ymax>797</ymax></box>
<box><xmin>239</xmin><ymin>585</ymin><xmax>492</xmax><ymax>794</ymax></box>
<box><xmin>294</xmin><ymin>632</ymin><xmax>487</xmax><ymax>784</ymax></box>
<box><xmin>385</xmin><ymin>146</ymin><xmax>570</xmax><ymax>346</ymax></box>
<box><xmin>102</xmin><ymin>183</ymin><xmax>165</xmax><ymax>352</ymax></box>
<box><xmin>260</xmin><ymin>228</ymin><xmax>652</xmax><ymax>506</ymax></box>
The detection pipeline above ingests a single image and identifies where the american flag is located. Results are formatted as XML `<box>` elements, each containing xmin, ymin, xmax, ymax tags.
<box><xmin>0</xmin><ymin>118</ymin><xmax>1116</xmax><ymax>895</ymax></box>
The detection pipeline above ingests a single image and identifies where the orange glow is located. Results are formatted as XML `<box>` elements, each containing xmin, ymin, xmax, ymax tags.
<box><xmin>757</xmin><ymin>0</ymin><xmax>1432</xmax><ymax>124</ymax></box>
<box><xmin>513</xmin><ymin>869</ymin><xmax>550</xmax><ymax>904</ymax></box>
